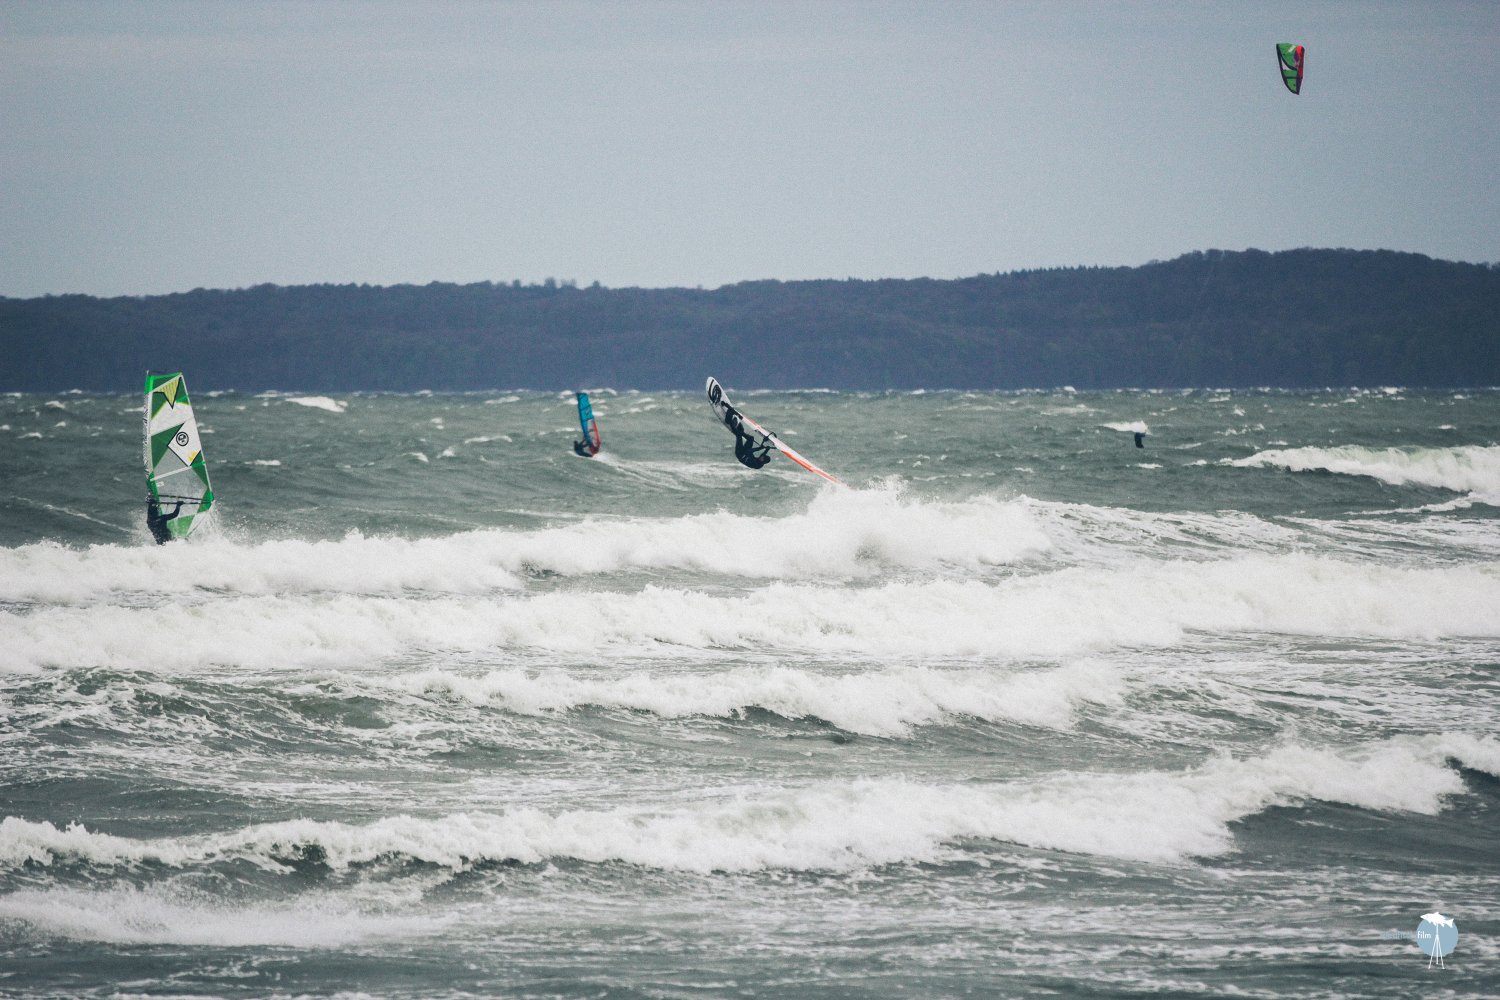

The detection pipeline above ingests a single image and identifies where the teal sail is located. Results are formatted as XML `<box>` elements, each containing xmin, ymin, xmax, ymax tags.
<box><xmin>574</xmin><ymin>392</ymin><xmax>601</xmax><ymax>457</ymax></box>
<box><xmin>143</xmin><ymin>371</ymin><xmax>214</xmax><ymax>542</ymax></box>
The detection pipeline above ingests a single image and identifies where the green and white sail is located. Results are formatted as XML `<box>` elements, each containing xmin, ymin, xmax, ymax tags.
<box><xmin>143</xmin><ymin>372</ymin><xmax>214</xmax><ymax>540</ymax></box>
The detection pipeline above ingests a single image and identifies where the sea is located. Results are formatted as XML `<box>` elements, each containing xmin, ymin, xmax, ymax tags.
<box><xmin>1</xmin><ymin>386</ymin><xmax>1497</xmax><ymax>999</ymax></box>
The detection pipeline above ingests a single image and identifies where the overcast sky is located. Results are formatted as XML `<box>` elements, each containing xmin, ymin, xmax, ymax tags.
<box><xmin>3</xmin><ymin>0</ymin><xmax>1497</xmax><ymax>297</ymax></box>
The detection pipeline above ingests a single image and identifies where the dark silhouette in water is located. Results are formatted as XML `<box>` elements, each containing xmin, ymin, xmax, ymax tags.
<box><xmin>1134</xmin><ymin>432</ymin><xmax>1146</xmax><ymax>448</ymax></box>
<box><xmin>734</xmin><ymin>431</ymin><xmax>772</xmax><ymax>469</ymax></box>
<box><xmin>146</xmin><ymin>498</ymin><xmax>184</xmax><ymax>544</ymax></box>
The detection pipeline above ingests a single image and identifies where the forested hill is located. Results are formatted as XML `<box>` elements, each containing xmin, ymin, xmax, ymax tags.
<box><xmin>3</xmin><ymin>248</ymin><xmax>1497</xmax><ymax>391</ymax></box>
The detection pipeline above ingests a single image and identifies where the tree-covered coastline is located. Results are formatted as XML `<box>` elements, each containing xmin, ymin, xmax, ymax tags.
<box><xmin>3</xmin><ymin>248</ymin><xmax>1496</xmax><ymax>391</ymax></box>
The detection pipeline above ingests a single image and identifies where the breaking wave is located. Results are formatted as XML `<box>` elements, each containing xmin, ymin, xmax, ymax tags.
<box><xmin>3</xmin><ymin>554</ymin><xmax>1498</xmax><ymax>674</ymax></box>
<box><xmin>1232</xmin><ymin>445</ymin><xmax>1500</xmax><ymax>500</ymax></box>
<box><xmin>383</xmin><ymin>660</ymin><xmax>1125</xmax><ymax>737</ymax></box>
<box><xmin>5</xmin><ymin>735</ymin><xmax>1495</xmax><ymax>871</ymax></box>
<box><xmin>0</xmin><ymin>486</ymin><xmax>1054</xmax><ymax>604</ymax></box>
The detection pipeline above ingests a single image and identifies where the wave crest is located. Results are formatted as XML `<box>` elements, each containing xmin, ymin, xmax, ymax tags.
<box><xmin>5</xmin><ymin>735</ymin><xmax>1494</xmax><ymax>872</ymax></box>
<box><xmin>4</xmin><ymin>555</ymin><xmax>1498</xmax><ymax>673</ymax></box>
<box><xmin>1232</xmin><ymin>445</ymin><xmax>1500</xmax><ymax>499</ymax></box>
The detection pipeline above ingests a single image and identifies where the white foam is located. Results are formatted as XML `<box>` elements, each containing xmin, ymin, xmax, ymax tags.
<box><xmin>386</xmin><ymin>660</ymin><xmax>1125</xmax><ymax>737</ymax></box>
<box><xmin>1103</xmin><ymin>421</ymin><xmax>1150</xmax><ymax>434</ymax></box>
<box><xmin>284</xmin><ymin>396</ymin><xmax>348</xmax><ymax>413</ymax></box>
<box><xmin>0</xmin><ymin>886</ymin><xmax>442</xmax><ymax>947</ymax></box>
<box><xmin>0</xmin><ymin>485</ymin><xmax>1054</xmax><ymax>604</ymax></box>
<box><xmin>1021</xmin><ymin>498</ymin><xmax>1305</xmax><ymax>563</ymax></box>
<box><xmin>1231</xmin><ymin>445</ymin><xmax>1500</xmax><ymax>499</ymax></box>
<box><xmin>3</xmin><ymin>555</ymin><xmax>1498</xmax><ymax>673</ymax></box>
<box><xmin>0</xmin><ymin>532</ymin><xmax>526</xmax><ymax>606</ymax></box>
<box><xmin>5</xmin><ymin>735</ymin><xmax>1492</xmax><ymax>871</ymax></box>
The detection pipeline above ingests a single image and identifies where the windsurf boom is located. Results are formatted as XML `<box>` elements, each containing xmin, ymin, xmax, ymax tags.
<box><xmin>574</xmin><ymin>391</ymin><xmax>601</xmax><ymax>457</ymax></box>
<box><xmin>705</xmin><ymin>377</ymin><xmax>842</xmax><ymax>485</ymax></box>
<box><xmin>143</xmin><ymin>371</ymin><xmax>214</xmax><ymax>542</ymax></box>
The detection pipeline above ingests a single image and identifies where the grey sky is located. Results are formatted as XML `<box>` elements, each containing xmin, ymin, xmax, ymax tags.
<box><xmin>3</xmin><ymin>0</ymin><xmax>1497</xmax><ymax>297</ymax></box>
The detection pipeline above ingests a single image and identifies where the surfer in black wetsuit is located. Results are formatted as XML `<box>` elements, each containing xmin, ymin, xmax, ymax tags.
<box><xmin>1134</xmin><ymin>431</ymin><xmax>1146</xmax><ymax>449</ymax></box>
<box><xmin>573</xmin><ymin>439</ymin><xmax>592</xmax><ymax>457</ymax></box>
<box><xmin>718</xmin><ymin>396</ymin><xmax>773</xmax><ymax>470</ymax></box>
<box><xmin>734</xmin><ymin>430</ymin><xmax>773</xmax><ymax>469</ymax></box>
<box><xmin>146</xmin><ymin>498</ymin><xmax>184</xmax><ymax>544</ymax></box>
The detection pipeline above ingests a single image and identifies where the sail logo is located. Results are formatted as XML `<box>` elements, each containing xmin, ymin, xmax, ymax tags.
<box><xmin>165</xmin><ymin>420</ymin><xmax>201</xmax><ymax>466</ymax></box>
<box><xmin>1415</xmin><ymin>911</ymin><xmax>1458</xmax><ymax>968</ymax></box>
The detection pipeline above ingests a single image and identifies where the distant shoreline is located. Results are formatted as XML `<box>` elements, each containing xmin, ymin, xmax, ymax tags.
<box><xmin>4</xmin><ymin>248</ymin><xmax>1497</xmax><ymax>392</ymax></box>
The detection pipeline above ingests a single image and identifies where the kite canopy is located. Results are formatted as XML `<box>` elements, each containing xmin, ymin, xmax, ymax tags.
<box><xmin>1277</xmin><ymin>43</ymin><xmax>1305</xmax><ymax>94</ymax></box>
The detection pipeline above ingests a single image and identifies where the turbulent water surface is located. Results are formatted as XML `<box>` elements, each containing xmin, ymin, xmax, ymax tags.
<box><xmin>2</xmin><ymin>387</ymin><xmax>1498</xmax><ymax>998</ymax></box>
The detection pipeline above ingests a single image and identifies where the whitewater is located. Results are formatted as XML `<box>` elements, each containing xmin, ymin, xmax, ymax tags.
<box><xmin>2</xmin><ymin>387</ymin><xmax>1497</xmax><ymax>998</ymax></box>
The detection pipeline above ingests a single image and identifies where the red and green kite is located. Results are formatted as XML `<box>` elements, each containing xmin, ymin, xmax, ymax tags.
<box><xmin>1277</xmin><ymin>43</ymin><xmax>1305</xmax><ymax>95</ymax></box>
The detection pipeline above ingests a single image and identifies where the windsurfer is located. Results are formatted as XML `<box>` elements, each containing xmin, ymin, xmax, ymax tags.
<box><xmin>734</xmin><ymin>430</ymin><xmax>772</xmax><ymax>469</ymax></box>
<box><xmin>146</xmin><ymin>498</ymin><xmax>185</xmax><ymax>545</ymax></box>
<box><xmin>573</xmin><ymin>439</ymin><xmax>592</xmax><ymax>457</ymax></box>
<box><xmin>722</xmin><ymin>405</ymin><xmax>772</xmax><ymax>469</ymax></box>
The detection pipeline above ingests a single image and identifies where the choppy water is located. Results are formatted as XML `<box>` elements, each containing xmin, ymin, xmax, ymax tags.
<box><xmin>2</xmin><ymin>386</ymin><xmax>1498</xmax><ymax>998</ymax></box>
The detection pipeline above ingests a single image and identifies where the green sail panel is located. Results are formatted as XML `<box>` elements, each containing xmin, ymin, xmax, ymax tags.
<box><xmin>1277</xmin><ymin>43</ymin><xmax>1304</xmax><ymax>95</ymax></box>
<box><xmin>143</xmin><ymin>371</ymin><xmax>214</xmax><ymax>541</ymax></box>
